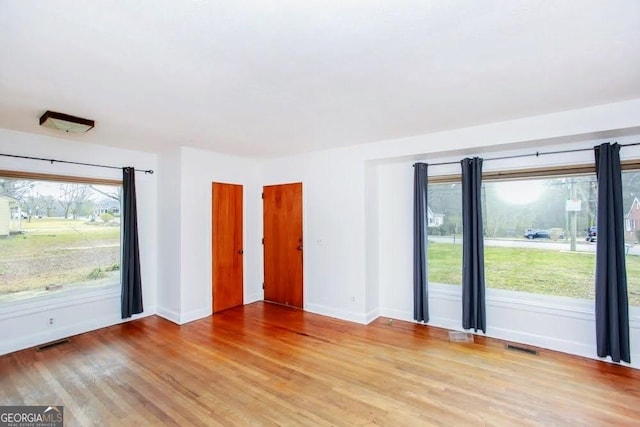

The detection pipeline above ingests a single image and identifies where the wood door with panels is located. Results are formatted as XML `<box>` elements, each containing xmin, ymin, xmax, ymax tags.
<box><xmin>263</xmin><ymin>182</ymin><xmax>303</xmax><ymax>308</ymax></box>
<box><xmin>212</xmin><ymin>182</ymin><xmax>243</xmax><ymax>313</ymax></box>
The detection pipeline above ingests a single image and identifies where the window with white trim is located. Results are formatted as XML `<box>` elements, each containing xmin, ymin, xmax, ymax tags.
<box><xmin>427</xmin><ymin>167</ymin><xmax>640</xmax><ymax>306</ymax></box>
<box><xmin>0</xmin><ymin>174</ymin><xmax>121</xmax><ymax>302</ymax></box>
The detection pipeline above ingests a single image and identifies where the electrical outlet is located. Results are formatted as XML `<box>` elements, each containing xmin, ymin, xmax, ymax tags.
<box><xmin>351</xmin><ymin>296</ymin><xmax>356</xmax><ymax>302</ymax></box>
<box><xmin>48</xmin><ymin>317</ymin><xmax>54</xmax><ymax>326</ymax></box>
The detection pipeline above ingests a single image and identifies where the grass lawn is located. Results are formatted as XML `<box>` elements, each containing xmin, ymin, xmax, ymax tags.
<box><xmin>0</xmin><ymin>217</ymin><xmax>120</xmax><ymax>296</ymax></box>
<box><xmin>428</xmin><ymin>241</ymin><xmax>640</xmax><ymax>306</ymax></box>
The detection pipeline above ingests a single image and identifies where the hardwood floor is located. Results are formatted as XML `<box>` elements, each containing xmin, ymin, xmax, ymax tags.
<box><xmin>1</xmin><ymin>302</ymin><xmax>639</xmax><ymax>426</ymax></box>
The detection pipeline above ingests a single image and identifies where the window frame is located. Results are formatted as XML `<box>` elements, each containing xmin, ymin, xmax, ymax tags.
<box><xmin>0</xmin><ymin>170</ymin><xmax>123</xmax><ymax>309</ymax></box>
<box><xmin>428</xmin><ymin>159</ymin><xmax>640</xmax><ymax>185</ymax></box>
<box><xmin>426</xmin><ymin>160</ymin><xmax>640</xmax><ymax>306</ymax></box>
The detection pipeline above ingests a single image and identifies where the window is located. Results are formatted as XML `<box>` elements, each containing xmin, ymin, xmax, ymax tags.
<box><xmin>427</xmin><ymin>167</ymin><xmax>640</xmax><ymax>307</ymax></box>
<box><xmin>0</xmin><ymin>174</ymin><xmax>121</xmax><ymax>301</ymax></box>
<box><xmin>622</xmin><ymin>170</ymin><xmax>640</xmax><ymax>307</ymax></box>
<box><xmin>427</xmin><ymin>182</ymin><xmax>462</xmax><ymax>286</ymax></box>
<box><xmin>482</xmin><ymin>176</ymin><xmax>597</xmax><ymax>300</ymax></box>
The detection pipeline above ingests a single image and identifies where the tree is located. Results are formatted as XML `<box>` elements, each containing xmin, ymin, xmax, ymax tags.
<box><xmin>21</xmin><ymin>194</ymin><xmax>39</xmax><ymax>219</ymax></box>
<box><xmin>89</xmin><ymin>185</ymin><xmax>120</xmax><ymax>202</ymax></box>
<box><xmin>57</xmin><ymin>184</ymin><xmax>92</xmax><ymax>219</ymax></box>
<box><xmin>0</xmin><ymin>179</ymin><xmax>34</xmax><ymax>201</ymax></box>
<box><xmin>38</xmin><ymin>195</ymin><xmax>56</xmax><ymax>217</ymax></box>
<box><xmin>100</xmin><ymin>213</ymin><xmax>114</xmax><ymax>223</ymax></box>
<box><xmin>429</xmin><ymin>183</ymin><xmax>462</xmax><ymax>236</ymax></box>
<box><xmin>622</xmin><ymin>171</ymin><xmax>640</xmax><ymax>212</ymax></box>
<box><xmin>573</xmin><ymin>176</ymin><xmax>597</xmax><ymax>229</ymax></box>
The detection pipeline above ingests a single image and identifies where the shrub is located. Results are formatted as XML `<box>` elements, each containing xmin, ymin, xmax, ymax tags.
<box><xmin>100</xmin><ymin>213</ymin><xmax>114</xmax><ymax>223</ymax></box>
<box><xmin>88</xmin><ymin>267</ymin><xmax>105</xmax><ymax>280</ymax></box>
<box><xmin>105</xmin><ymin>263</ymin><xmax>120</xmax><ymax>272</ymax></box>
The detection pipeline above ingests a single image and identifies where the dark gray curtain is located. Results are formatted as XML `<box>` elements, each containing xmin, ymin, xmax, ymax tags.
<box><xmin>461</xmin><ymin>157</ymin><xmax>486</xmax><ymax>333</ymax></box>
<box><xmin>413</xmin><ymin>163</ymin><xmax>429</xmax><ymax>322</ymax></box>
<box><xmin>594</xmin><ymin>143</ymin><xmax>630</xmax><ymax>363</ymax></box>
<box><xmin>121</xmin><ymin>167</ymin><xmax>143</xmax><ymax>319</ymax></box>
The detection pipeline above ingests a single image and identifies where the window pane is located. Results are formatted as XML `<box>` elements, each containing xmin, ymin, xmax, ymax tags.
<box><xmin>428</xmin><ymin>170</ymin><xmax>640</xmax><ymax>306</ymax></box>
<box><xmin>482</xmin><ymin>176</ymin><xmax>597</xmax><ymax>299</ymax></box>
<box><xmin>427</xmin><ymin>182</ymin><xmax>462</xmax><ymax>286</ymax></box>
<box><xmin>622</xmin><ymin>170</ymin><xmax>640</xmax><ymax>306</ymax></box>
<box><xmin>0</xmin><ymin>177</ymin><xmax>121</xmax><ymax>300</ymax></box>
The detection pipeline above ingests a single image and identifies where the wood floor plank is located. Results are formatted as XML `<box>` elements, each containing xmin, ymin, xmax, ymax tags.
<box><xmin>1</xmin><ymin>302</ymin><xmax>639</xmax><ymax>426</ymax></box>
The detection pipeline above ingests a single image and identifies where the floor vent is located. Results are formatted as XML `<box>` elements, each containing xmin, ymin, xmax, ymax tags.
<box><xmin>448</xmin><ymin>331</ymin><xmax>474</xmax><ymax>343</ymax></box>
<box><xmin>505</xmin><ymin>344</ymin><xmax>538</xmax><ymax>355</ymax></box>
<box><xmin>36</xmin><ymin>338</ymin><xmax>69</xmax><ymax>351</ymax></box>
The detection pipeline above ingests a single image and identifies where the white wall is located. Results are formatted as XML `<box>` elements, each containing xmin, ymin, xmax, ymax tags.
<box><xmin>364</xmin><ymin>162</ymin><xmax>380</xmax><ymax>321</ymax></box>
<box><xmin>262</xmin><ymin>148</ymin><xmax>369</xmax><ymax>322</ymax></box>
<box><xmin>363</xmin><ymin>98</ymin><xmax>640</xmax><ymax>161</ymax></box>
<box><xmin>156</xmin><ymin>147</ymin><xmax>263</xmax><ymax>324</ymax></box>
<box><xmin>156</xmin><ymin>149</ymin><xmax>182</xmax><ymax>320</ymax></box>
<box><xmin>0</xmin><ymin>128</ymin><xmax>158</xmax><ymax>355</ymax></box>
<box><xmin>377</xmin><ymin>139</ymin><xmax>640</xmax><ymax>368</ymax></box>
<box><xmin>261</xmin><ymin>98</ymin><xmax>640</xmax><ymax>368</ymax></box>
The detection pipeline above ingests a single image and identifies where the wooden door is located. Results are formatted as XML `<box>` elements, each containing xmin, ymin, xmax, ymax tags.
<box><xmin>263</xmin><ymin>183</ymin><xmax>303</xmax><ymax>308</ymax></box>
<box><xmin>212</xmin><ymin>182</ymin><xmax>243</xmax><ymax>313</ymax></box>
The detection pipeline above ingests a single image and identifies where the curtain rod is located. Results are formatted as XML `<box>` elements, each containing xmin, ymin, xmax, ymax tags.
<box><xmin>414</xmin><ymin>141</ymin><xmax>640</xmax><ymax>167</ymax></box>
<box><xmin>0</xmin><ymin>153</ymin><xmax>154</xmax><ymax>174</ymax></box>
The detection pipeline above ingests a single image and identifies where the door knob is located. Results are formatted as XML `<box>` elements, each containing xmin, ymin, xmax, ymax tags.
<box><xmin>238</xmin><ymin>249</ymin><xmax>244</xmax><ymax>255</ymax></box>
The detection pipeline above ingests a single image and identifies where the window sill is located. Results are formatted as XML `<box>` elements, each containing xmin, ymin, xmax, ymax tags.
<box><xmin>0</xmin><ymin>282</ymin><xmax>120</xmax><ymax>320</ymax></box>
<box><xmin>429</xmin><ymin>282</ymin><xmax>640</xmax><ymax>323</ymax></box>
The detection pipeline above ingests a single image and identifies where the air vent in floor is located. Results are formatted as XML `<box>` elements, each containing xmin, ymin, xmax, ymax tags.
<box><xmin>36</xmin><ymin>338</ymin><xmax>70</xmax><ymax>351</ymax></box>
<box><xmin>505</xmin><ymin>343</ymin><xmax>538</xmax><ymax>355</ymax></box>
<box><xmin>448</xmin><ymin>331</ymin><xmax>474</xmax><ymax>343</ymax></box>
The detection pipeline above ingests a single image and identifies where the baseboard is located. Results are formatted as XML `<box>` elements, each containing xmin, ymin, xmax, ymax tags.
<box><xmin>378</xmin><ymin>307</ymin><xmax>413</xmax><ymax>323</ymax></box>
<box><xmin>155</xmin><ymin>305</ymin><xmax>211</xmax><ymax>325</ymax></box>
<box><xmin>427</xmin><ymin>315</ymin><xmax>463</xmax><ymax>332</ymax></box>
<box><xmin>378</xmin><ymin>305</ymin><xmax>639</xmax><ymax>369</ymax></box>
<box><xmin>305</xmin><ymin>303</ymin><xmax>368</xmax><ymax>324</ymax></box>
<box><xmin>378</xmin><ymin>307</ymin><xmax>462</xmax><ymax>331</ymax></box>
<box><xmin>156</xmin><ymin>306</ymin><xmax>181</xmax><ymax>324</ymax></box>
<box><xmin>179</xmin><ymin>307</ymin><xmax>211</xmax><ymax>324</ymax></box>
<box><xmin>365</xmin><ymin>307</ymin><xmax>380</xmax><ymax>324</ymax></box>
<box><xmin>0</xmin><ymin>310</ymin><xmax>153</xmax><ymax>356</ymax></box>
<box><xmin>245</xmin><ymin>292</ymin><xmax>264</xmax><ymax>304</ymax></box>
<box><xmin>488</xmin><ymin>325</ymin><xmax>594</xmax><ymax>358</ymax></box>
<box><xmin>0</xmin><ymin>285</ymin><xmax>155</xmax><ymax>356</ymax></box>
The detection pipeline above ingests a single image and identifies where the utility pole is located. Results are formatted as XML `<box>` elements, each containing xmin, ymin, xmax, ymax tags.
<box><xmin>570</xmin><ymin>178</ymin><xmax>577</xmax><ymax>252</ymax></box>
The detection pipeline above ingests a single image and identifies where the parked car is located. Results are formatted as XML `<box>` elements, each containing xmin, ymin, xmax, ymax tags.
<box><xmin>586</xmin><ymin>226</ymin><xmax>597</xmax><ymax>242</ymax></box>
<box><xmin>524</xmin><ymin>229</ymin><xmax>550</xmax><ymax>239</ymax></box>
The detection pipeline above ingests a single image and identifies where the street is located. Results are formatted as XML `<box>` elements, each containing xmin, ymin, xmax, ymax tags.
<box><xmin>428</xmin><ymin>235</ymin><xmax>640</xmax><ymax>256</ymax></box>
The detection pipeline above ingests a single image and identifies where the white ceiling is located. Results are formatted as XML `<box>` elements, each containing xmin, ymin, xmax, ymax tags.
<box><xmin>0</xmin><ymin>1</ymin><xmax>639</xmax><ymax>157</ymax></box>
